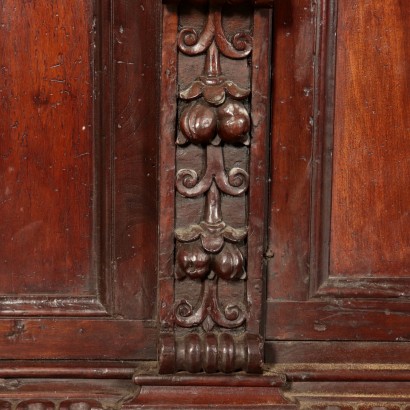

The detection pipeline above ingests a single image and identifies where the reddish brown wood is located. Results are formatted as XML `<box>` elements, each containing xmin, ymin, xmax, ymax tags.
<box><xmin>158</xmin><ymin>0</ymin><xmax>273</xmax><ymax>374</ymax></box>
<box><xmin>310</xmin><ymin>0</ymin><xmax>410</xmax><ymax>298</ymax></box>
<box><xmin>158</xmin><ymin>2</ymin><xmax>179</xmax><ymax>333</ymax></box>
<box><xmin>267</xmin><ymin>341</ymin><xmax>410</xmax><ymax>366</ymax></box>
<box><xmin>1</xmin><ymin>0</ymin><xmax>410</xmax><ymax>405</ymax></box>
<box><xmin>266</xmin><ymin>1</ymin><xmax>410</xmax><ymax>383</ymax></box>
<box><xmin>330</xmin><ymin>0</ymin><xmax>410</xmax><ymax>279</ymax></box>
<box><xmin>0</xmin><ymin>379</ymin><xmax>136</xmax><ymax>403</ymax></box>
<box><xmin>247</xmin><ymin>6</ymin><xmax>272</xmax><ymax>336</ymax></box>
<box><xmin>0</xmin><ymin>319</ymin><xmax>156</xmax><ymax>359</ymax></box>
<box><xmin>134</xmin><ymin>372</ymin><xmax>285</xmax><ymax>387</ymax></box>
<box><xmin>159</xmin><ymin>332</ymin><xmax>262</xmax><ymax>373</ymax></box>
<box><xmin>267</xmin><ymin>0</ymin><xmax>314</xmax><ymax>301</ymax></box>
<box><xmin>129</xmin><ymin>374</ymin><xmax>295</xmax><ymax>409</ymax></box>
<box><xmin>286</xmin><ymin>382</ymin><xmax>410</xmax><ymax>409</ymax></box>
<box><xmin>112</xmin><ymin>0</ymin><xmax>161</xmax><ymax>320</ymax></box>
<box><xmin>0</xmin><ymin>0</ymin><xmax>94</xmax><ymax>296</ymax></box>
<box><xmin>126</xmin><ymin>385</ymin><xmax>296</xmax><ymax>409</ymax></box>
<box><xmin>267</xmin><ymin>300</ymin><xmax>410</xmax><ymax>341</ymax></box>
<box><xmin>0</xmin><ymin>361</ymin><xmax>136</xmax><ymax>379</ymax></box>
<box><xmin>0</xmin><ymin>0</ymin><xmax>160</xmax><ymax>363</ymax></box>
<box><xmin>266</xmin><ymin>341</ymin><xmax>410</xmax><ymax>382</ymax></box>
<box><xmin>309</xmin><ymin>0</ymin><xmax>337</xmax><ymax>296</ymax></box>
<box><xmin>172</xmin><ymin>3</ymin><xmax>252</xmax><ymax>339</ymax></box>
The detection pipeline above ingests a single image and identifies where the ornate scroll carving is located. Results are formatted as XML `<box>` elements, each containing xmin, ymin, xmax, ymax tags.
<box><xmin>159</xmin><ymin>0</ymin><xmax>272</xmax><ymax>374</ymax></box>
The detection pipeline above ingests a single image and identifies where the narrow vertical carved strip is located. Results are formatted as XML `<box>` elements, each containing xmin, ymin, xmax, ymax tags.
<box><xmin>159</xmin><ymin>0</ymin><xmax>273</xmax><ymax>374</ymax></box>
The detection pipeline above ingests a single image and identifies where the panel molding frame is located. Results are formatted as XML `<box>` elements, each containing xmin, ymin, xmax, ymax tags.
<box><xmin>309</xmin><ymin>0</ymin><xmax>410</xmax><ymax>299</ymax></box>
<box><xmin>0</xmin><ymin>0</ymin><xmax>161</xmax><ymax>361</ymax></box>
<box><xmin>0</xmin><ymin>0</ymin><xmax>112</xmax><ymax>318</ymax></box>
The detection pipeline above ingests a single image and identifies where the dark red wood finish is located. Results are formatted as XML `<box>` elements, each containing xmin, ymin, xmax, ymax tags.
<box><xmin>0</xmin><ymin>0</ymin><xmax>95</xmax><ymax>297</ymax></box>
<box><xmin>158</xmin><ymin>0</ymin><xmax>273</xmax><ymax>374</ymax></box>
<box><xmin>266</xmin><ymin>0</ymin><xmax>410</xmax><ymax>369</ymax></box>
<box><xmin>0</xmin><ymin>0</ymin><xmax>160</xmax><ymax>361</ymax></box>
<box><xmin>330</xmin><ymin>0</ymin><xmax>410</xmax><ymax>281</ymax></box>
<box><xmin>0</xmin><ymin>0</ymin><xmax>409</xmax><ymax>406</ymax></box>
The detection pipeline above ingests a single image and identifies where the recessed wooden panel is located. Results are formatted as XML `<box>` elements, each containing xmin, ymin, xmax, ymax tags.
<box><xmin>0</xmin><ymin>0</ymin><xmax>160</xmax><ymax>360</ymax></box>
<box><xmin>266</xmin><ymin>0</ymin><xmax>410</xmax><ymax>351</ymax></box>
<box><xmin>330</xmin><ymin>0</ymin><xmax>410</xmax><ymax>278</ymax></box>
<box><xmin>0</xmin><ymin>0</ymin><xmax>95</xmax><ymax>295</ymax></box>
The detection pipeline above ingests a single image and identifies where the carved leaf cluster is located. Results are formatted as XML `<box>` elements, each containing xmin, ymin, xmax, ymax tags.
<box><xmin>172</xmin><ymin>0</ymin><xmax>253</xmax><ymax>332</ymax></box>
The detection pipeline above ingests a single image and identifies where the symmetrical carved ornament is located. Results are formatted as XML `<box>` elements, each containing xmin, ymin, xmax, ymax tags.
<box><xmin>159</xmin><ymin>0</ymin><xmax>272</xmax><ymax>374</ymax></box>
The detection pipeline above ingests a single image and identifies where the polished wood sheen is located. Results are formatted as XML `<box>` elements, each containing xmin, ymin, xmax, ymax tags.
<box><xmin>330</xmin><ymin>0</ymin><xmax>410</xmax><ymax>278</ymax></box>
<box><xmin>267</xmin><ymin>0</ymin><xmax>314</xmax><ymax>301</ymax></box>
<box><xmin>0</xmin><ymin>0</ymin><xmax>160</xmax><ymax>363</ymax></box>
<box><xmin>0</xmin><ymin>0</ymin><xmax>409</xmax><ymax>406</ymax></box>
<box><xmin>158</xmin><ymin>0</ymin><xmax>272</xmax><ymax>374</ymax></box>
<box><xmin>0</xmin><ymin>0</ymin><xmax>94</xmax><ymax>295</ymax></box>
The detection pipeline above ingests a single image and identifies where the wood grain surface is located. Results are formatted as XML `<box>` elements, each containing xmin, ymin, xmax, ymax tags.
<box><xmin>330</xmin><ymin>0</ymin><xmax>410</xmax><ymax>278</ymax></box>
<box><xmin>0</xmin><ymin>0</ymin><xmax>94</xmax><ymax>295</ymax></box>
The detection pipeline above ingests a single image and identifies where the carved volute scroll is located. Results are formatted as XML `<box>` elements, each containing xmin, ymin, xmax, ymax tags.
<box><xmin>159</xmin><ymin>0</ymin><xmax>273</xmax><ymax>374</ymax></box>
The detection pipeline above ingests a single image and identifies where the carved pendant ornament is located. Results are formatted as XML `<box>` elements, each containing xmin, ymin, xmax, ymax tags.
<box><xmin>159</xmin><ymin>0</ymin><xmax>272</xmax><ymax>374</ymax></box>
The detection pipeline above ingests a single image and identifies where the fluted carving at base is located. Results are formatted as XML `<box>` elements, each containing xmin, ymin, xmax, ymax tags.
<box><xmin>159</xmin><ymin>332</ymin><xmax>263</xmax><ymax>374</ymax></box>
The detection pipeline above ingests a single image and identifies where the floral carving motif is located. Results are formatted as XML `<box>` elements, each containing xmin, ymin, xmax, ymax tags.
<box><xmin>176</xmin><ymin>11</ymin><xmax>252</xmax><ymax>146</ymax></box>
<box><xmin>159</xmin><ymin>0</ymin><xmax>269</xmax><ymax>375</ymax></box>
<box><xmin>176</xmin><ymin>182</ymin><xmax>247</xmax><ymax>281</ymax></box>
<box><xmin>176</xmin><ymin>145</ymin><xmax>249</xmax><ymax>197</ymax></box>
<box><xmin>177</xmin><ymin>1</ymin><xmax>252</xmax><ymax>59</ymax></box>
<box><xmin>174</xmin><ymin>145</ymin><xmax>248</xmax><ymax>328</ymax></box>
<box><xmin>174</xmin><ymin>279</ymin><xmax>246</xmax><ymax>331</ymax></box>
<box><xmin>172</xmin><ymin>0</ymin><xmax>252</xmax><ymax>337</ymax></box>
<box><xmin>179</xmin><ymin>99</ymin><xmax>251</xmax><ymax>145</ymax></box>
<box><xmin>180</xmin><ymin>43</ymin><xmax>250</xmax><ymax>106</ymax></box>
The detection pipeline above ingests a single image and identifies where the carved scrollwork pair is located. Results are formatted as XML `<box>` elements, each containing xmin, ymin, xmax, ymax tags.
<box><xmin>172</xmin><ymin>1</ymin><xmax>252</xmax><ymax>333</ymax></box>
<box><xmin>159</xmin><ymin>0</ymin><xmax>268</xmax><ymax>374</ymax></box>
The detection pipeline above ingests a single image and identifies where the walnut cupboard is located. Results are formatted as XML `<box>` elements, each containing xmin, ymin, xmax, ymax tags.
<box><xmin>0</xmin><ymin>0</ymin><xmax>409</xmax><ymax>407</ymax></box>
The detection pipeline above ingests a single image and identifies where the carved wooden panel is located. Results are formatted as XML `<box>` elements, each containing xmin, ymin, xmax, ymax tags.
<box><xmin>158</xmin><ymin>0</ymin><xmax>273</xmax><ymax>373</ymax></box>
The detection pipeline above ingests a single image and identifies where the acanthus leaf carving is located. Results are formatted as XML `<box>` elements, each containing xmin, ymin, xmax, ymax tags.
<box><xmin>177</xmin><ymin>33</ymin><xmax>251</xmax><ymax>146</ymax></box>
<box><xmin>159</xmin><ymin>0</ymin><xmax>267</xmax><ymax>374</ymax></box>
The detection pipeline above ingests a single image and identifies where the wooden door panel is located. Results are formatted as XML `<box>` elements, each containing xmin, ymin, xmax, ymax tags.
<box><xmin>0</xmin><ymin>0</ymin><xmax>160</xmax><ymax>360</ymax></box>
<box><xmin>267</xmin><ymin>0</ymin><xmax>410</xmax><ymax>346</ymax></box>
<box><xmin>313</xmin><ymin>0</ymin><xmax>410</xmax><ymax>297</ymax></box>
<box><xmin>0</xmin><ymin>0</ymin><xmax>95</xmax><ymax>297</ymax></box>
<box><xmin>330</xmin><ymin>0</ymin><xmax>410</xmax><ymax>280</ymax></box>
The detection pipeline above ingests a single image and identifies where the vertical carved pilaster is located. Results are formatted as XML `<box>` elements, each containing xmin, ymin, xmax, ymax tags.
<box><xmin>159</xmin><ymin>0</ymin><xmax>273</xmax><ymax>374</ymax></box>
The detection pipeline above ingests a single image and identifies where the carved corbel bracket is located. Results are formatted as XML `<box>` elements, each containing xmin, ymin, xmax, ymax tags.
<box><xmin>158</xmin><ymin>0</ymin><xmax>272</xmax><ymax>374</ymax></box>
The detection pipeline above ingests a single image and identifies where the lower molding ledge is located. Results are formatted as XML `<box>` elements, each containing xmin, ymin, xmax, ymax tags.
<box><xmin>0</xmin><ymin>379</ymin><xmax>137</xmax><ymax>407</ymax></box>
<box><xmin>284</xmin><ymin>381</ymin><xmax>410</xmax><ymax>409</ymax></box>
<box><xmin>128</xmin><ymin>373</ymin><xmax>297</xmax><ymax>409</ymax></box>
